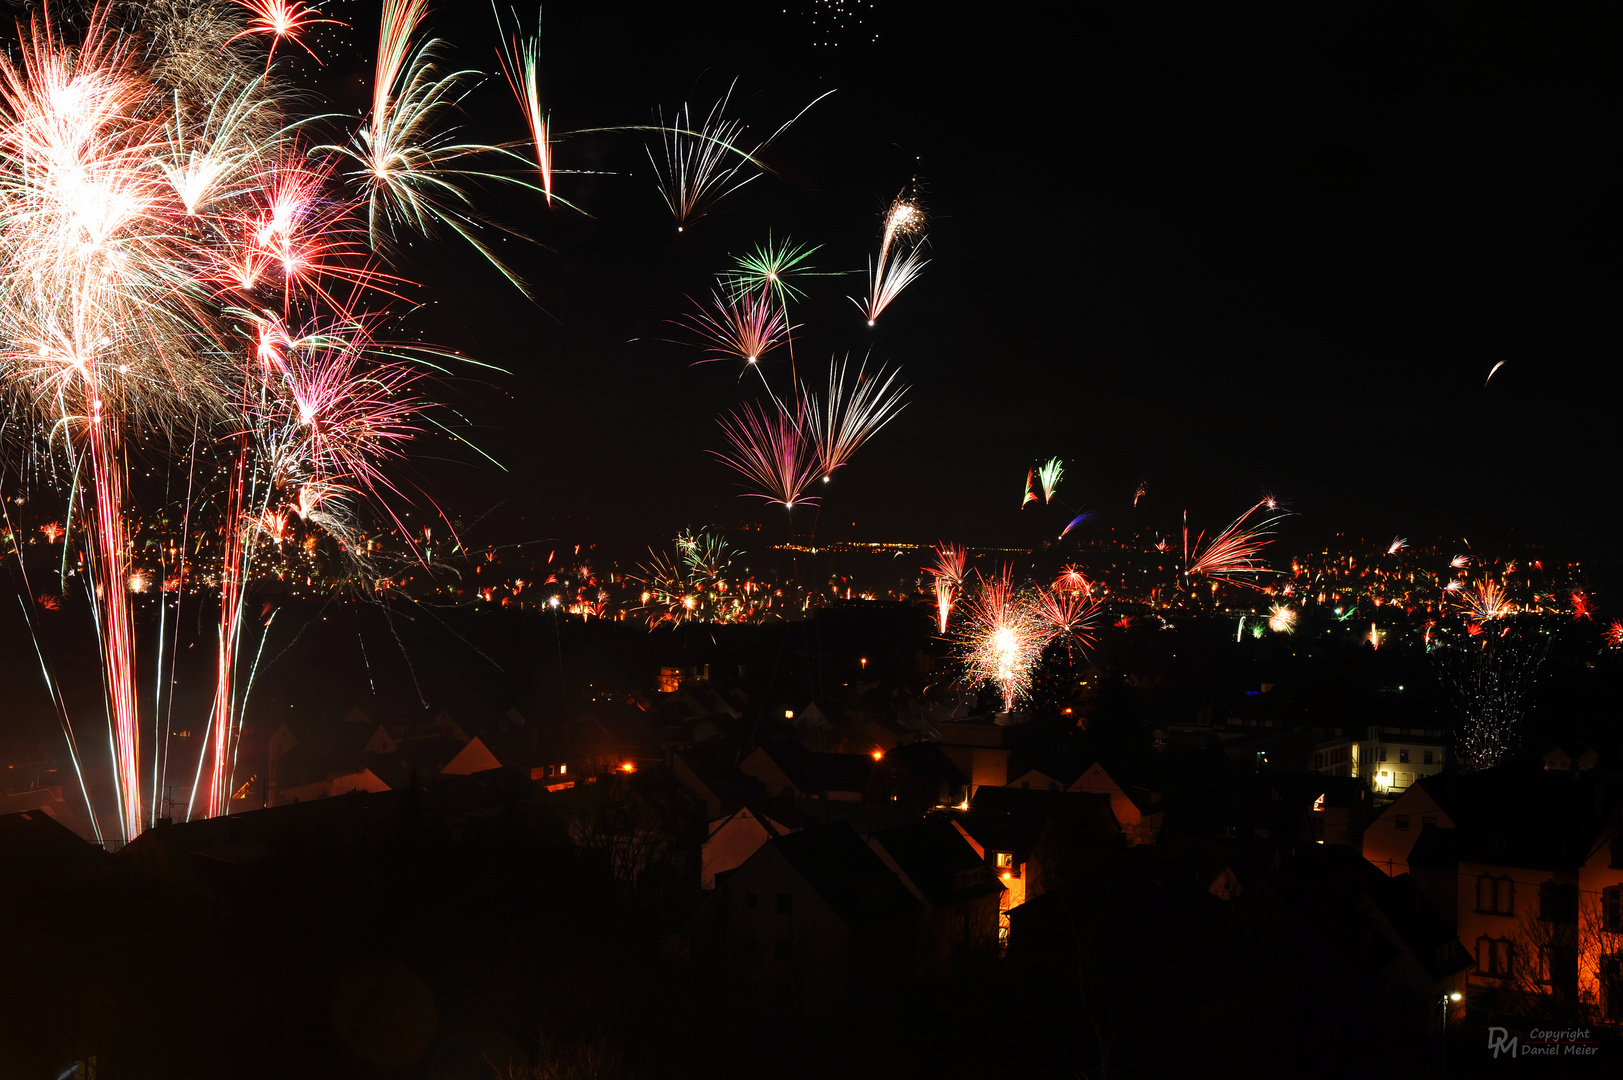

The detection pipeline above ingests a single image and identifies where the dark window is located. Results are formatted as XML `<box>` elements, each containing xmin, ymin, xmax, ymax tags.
<box><xmin>774</xmin><ymin>937</ymin><xmax>792</xmax><ymax>960</ymax></box>
<box><xmin>745</xmin><ymin>892</ymin><xmax>758</xmax><ymax>909</ymax></box>
<box><xmin>1379</xmin><ymin>747</ymin><xmax>1388</xmax><ymax>762</ymax></box>
<box><xmin>1477</xmin><ymin>875</ymin><xmax>1515</xmax><ymax>916</ymax></box>
<box><xmin>776</xmin><ymin>893</ymin><xmax>793</xmax><ymax>915</ymax></box>
<box><xmin>1399</xmin><ymin>749</ymin><xmax>1410</xmax><ymax>764</ymax></box>
<box><xmin>1604</xmin><ymin>887</ymin><xmax>1623</xmax><ymax>933</ymax></box>
<box><xmin>1395</xmin><ymin>815</ymin><xmax>1410</xmax><ymax>832</ymax></box>
<box><xmin>1477</xmin><ymin>937</ymin><xmax>1514</xmax><ymax>977</ymax></box>
<box><xmin>1423</xmin><ymin>751</ymin><xmax>1434</xmax><ymax>766</ymax></box>
<box><xmin>1544</xmin><ymin>946</ymin><xmax>1578</xmax><ymax>989</ymax></box>
<box><xmin>1540</xmin><ymin>882</ymin><xmax>1578</xmax><ymax>925</ymax></box>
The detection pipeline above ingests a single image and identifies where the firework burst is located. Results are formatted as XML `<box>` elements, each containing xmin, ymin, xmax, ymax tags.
<box><xmin>713</xmin><ymin>399</ymin><xmax>818</xmax><ymax>508</ymax></box>
<box><xmin>1455</xmin><ymin>580</ymin><xmax>1514</xmax><ymax>622</ymax></box>
<box><xmin>229</xmin><ymin>0</ymin><xmax>345</xmax><ymax>67</ymax></box>
<box><xmin>1268</xmin><ymin>604</ymin><xmax>1296</xmax><ymax>633</ymax></box>
<box><xmin>926</xmin><ymin>541</ymin><xmax>967</xmax><ymax>634</ymax></box>
<box><xmin>1037</xmin><ymin>457</ymin><xmax>1062</xmax><ymax>503</ymax></box>
<box><xmin>1183</xmin><ymin>499</ymin><xmax>1287</xmax><ymax>590</ymax></box>
<box><xmin>678</xmin><ymin>286</ymin><xmax>790</xmax><ymax>378</ymax></box>
<box><xmin>804</xmin><ymin>357</ymin><xmax>908</xmax><ymax>482</ymax></box>
<box><xmin>957</xmin><ymin>567</ymin><xmax>1049</xmax><ymax>712</ymax></box>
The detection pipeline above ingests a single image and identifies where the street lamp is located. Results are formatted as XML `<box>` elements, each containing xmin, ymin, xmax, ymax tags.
<box><xmin>1439</xmin><ymin>990</ymin><xmax>1462</xmax><ymax>1072</ymax></box>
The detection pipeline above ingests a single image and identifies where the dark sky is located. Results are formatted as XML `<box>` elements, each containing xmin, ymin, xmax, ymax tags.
<box><xmin>314</xmin><ymin>0</ymin><xmax>1619</xmax><ymax>561</ymax></box>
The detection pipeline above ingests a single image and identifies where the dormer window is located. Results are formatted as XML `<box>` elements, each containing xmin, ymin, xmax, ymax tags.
<box><xmin>995</xmin><ymin>852</ymin><xmax>1015</xmax><ymax>869</ymax></box>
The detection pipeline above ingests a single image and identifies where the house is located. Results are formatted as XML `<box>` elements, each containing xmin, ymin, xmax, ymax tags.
<box><xmin>1362</xmin><ymin>774</ymin><xmax>1458</xmax><ymax>876</ymax></box>
<box><xmin>868</xmin><ymin>742</ymin><xmax>969</xmax><ymax>811</ymax></box>
<box><xmin>935</xmin><ymin>714</ymin><xmax>1037</xmax><ymax>794</ymax></box>
<box><xmin>1312</xmin><ymin>725</ymin><xmax>1449</xmax><ymax>796</ymax></box>
<box><xmin>572</xmin><ymin>701</ymin><xmax>658</xmax><ymax>774</ymax></box>
<box><xmin>955</xmin><ymin>786</ymin><xmax>1121</xmax><ymax>942</ymax></box>
<box><xmin>715</xmin><ymin>821</ymin><xmax>921</xmax><ymax>1015</ymax></box>
<box><xmin>673</xmin><ymin>746</ymin><xmax>763</xmax><ymax>818</ymax></box>
<box><xmin>1368</xmin><ymin>767</ymin><xmax>1623</xmax><ymax>1020</ymax></box>
<box><xmin>1067</xmin><ymin>761</ymin><xmax>1166</xmax><ymax>846</ymax></box>
<box><xmin>702</xmin><ymin>804</ymin><xmax>796</xmax><ymax>888</ymax></box>
<box><xmin>868</xmin><ymin>816</ymin><xmax>1004</xmax><ymax>976</ymax></box>
<box><xmin>1544</xmin><ymin>746</ymin><xmax>1600</xmax><ymax>773</ymax></box>
<box><xmin>739</xmin><ymin>741</ymin><xmax>874</xmax><ymax>802</ymax></box>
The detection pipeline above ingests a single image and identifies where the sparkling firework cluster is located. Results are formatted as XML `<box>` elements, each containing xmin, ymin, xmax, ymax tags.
<box><xmin>0</xmin><ymin>0</ymin><xmax>617</xmax><ymax>844</ymax></box>
<box><xmin>952</xmin><ymin>565</ymin><xmax>1099</xmax><ymax>712</ymax></box>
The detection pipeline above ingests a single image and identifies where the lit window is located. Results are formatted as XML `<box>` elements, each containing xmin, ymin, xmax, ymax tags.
<box><xmin>995</xmin><ymin>852</ymin><xmax>1014</xmax><ymax>869</ymax></box>
<box><xmin>559</xmin><ymin>763</ymin><xmax>567</xmax><ymax>775</ymax></box>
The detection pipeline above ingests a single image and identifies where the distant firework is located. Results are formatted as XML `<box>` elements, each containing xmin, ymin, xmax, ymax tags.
<box><xmin>927</xmin><ymin>542</ymin><xmax>968</xmax><ymax>635</ymax></box>
<box><xmin>1387</xmin><ymin>537</ymin><xmax>1407</xmax><ymax>555</ymax></box>
<box><xmin>1436</xmin><ymin>623</ymin><xmax>1551</xmax><ymax>770</ymax></box>
<box><xmin>1183</xmin><ymin>499</ymin><xmax>1288</xmax><ymax>591</ymax></box>
<box><xmin>1036</xmin><ymin>457</ymin><xmax>1063</xmax><ymax>504</ymax></box>
<box><xmin>1268</xmin><ymin>605</ymin><xmax>1296</xmax><ymax>634</ymax></box>
<box><xmin>1571</xmin><ymin>589</ymin><xmax>1593</xmax><ymax>621</ymax></box>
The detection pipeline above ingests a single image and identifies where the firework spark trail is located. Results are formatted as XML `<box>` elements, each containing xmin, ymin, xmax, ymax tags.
<box><xmin>926</xmin><ymin>541</ymin><xmax>967</xmax><ymax>634</ymax></box>
<box><xmin>494</xmin><ymin>4</ymin><xmax>550</xmax><ymax>204</ymax></box>
<box><xmin>678</xmin><ymin>286</ymin><xmax>790</xmax><ymax>378</ymax></box>
<box><xmin>857</xmin><ymin>241</ymin><xmax>927</xmax><ymax>326</ymax></box>
<box><xmin>1059</xmin><ymin>511</ymin><xmax>1092</xmax><ymax>539</ymax></box>
<box><xmin>1387</xmin><ymin>537</ymin><xmax>1407</xmax><ymax>555</ymax></box>
<box><xmin>0</xmin><ymin>2</ymin><xmax>469</xmax><ymax>838</ymax></box>
<box><xmin>1037</xmin><ymin>457</ymin><xmax>1062</xmax><ymax>503</ymax></box>
<box><xmin>325</xmin><ymin>0</ymin><xmax>536</xmax><ymax>294</ymax></box>
<box><xmin>229</xmin><ymin>1</ymin><xmax>345</xmax><ymax>67</ymax></box>
<box><xmin>1133</xmin><ymin>479</ymin><xmax>1147</xmax><ymax>507</ymax></box>
<box><xmin>1451</xmin><ymin>554</ymin><xmax>1471</xmax><ymax>569</ymax></box>
<box><xmin>1188</xmin><ymin>500</ymin><xmax>1285</xmax><ymax>591</ymax></box>
<box><xmin>1182</xmin><ymin>499</ymin><xmax>1287</xmax><ymax>591</ymax></box>
<box><xmin>804</xmin><ymin>357</ymin><xmax>907</xmax><ymax>482</ymax></box>
<box><xmin>714</xmin><ymin>398</ymin><xmax>818</xmax><ymax>508</ymax></box>
<box><xmin>1033</xmin><ymin>583</ymin><xmax>1100</xmax><ymax>654</ymax></box>
<box><xmin>1021</xmin><ymin>469</ymin><xmax>1037</xmax><ymax>509</ymax></box>
<box><xmin>632</xmin><ymin>84</ymin><xmax>831</xmax><ymax>230</ymax></box>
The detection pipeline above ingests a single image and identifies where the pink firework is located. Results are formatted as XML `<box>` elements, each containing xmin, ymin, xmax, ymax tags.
<box><xmin>229</xmin><ymin>1</ymin><xmax>346</xmax><ymax>67</ymax></box>
<box><xmin>679</xmin><ymin>287</ymin><xmax>790</xmax><ymax>372</ymax></box>
<box><xmin>1571</xmin><ymin>589</ymin><xmax>1594</xmax><ymax>621</ymax></box>
<box><xmin>713</xmin><ymin>399</ymin><xmax>819</xmax><ymax>508</ymax></box>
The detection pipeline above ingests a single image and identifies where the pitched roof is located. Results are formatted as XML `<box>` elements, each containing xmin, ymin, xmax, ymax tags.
<box><xmin>768</xmin><ymin>821</ymin><xmax>920</xmax><ymax>928</ymax></box>
<box><xmin>962</xmin><ymin>786</ymin><xmax>1120</xmax><ymax>856</ymax></box>
<box><xmin>871</xmin><ymin>816</ymin><xmax>1003</xmax><ymax>908</ymax></box>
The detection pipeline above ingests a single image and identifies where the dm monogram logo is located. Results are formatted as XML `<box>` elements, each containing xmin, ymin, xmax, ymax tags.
<box><xmin>1487</xmin><ymin>1027</ymin><xmax>1519</xmax><ymax>1059</ymax></box>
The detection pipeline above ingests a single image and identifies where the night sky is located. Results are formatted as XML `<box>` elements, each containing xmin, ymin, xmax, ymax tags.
<box><xmin>301</xmin><ymin>0</ymin><xmax>1619</xmax><ymax>563</ymax></box>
